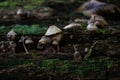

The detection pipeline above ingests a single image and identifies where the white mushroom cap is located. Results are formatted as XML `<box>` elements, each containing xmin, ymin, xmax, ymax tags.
<box><xmin>63</xmin><ymin>23</ymin><xmax>82</xmax><ymax>29</ymax></box>
<box><xmin>7</xmin><ymin>30</ymin><xmax>17</xmax><ymax>40</ymax></box>
<box><xmin>45</xmin><ymin>25</ymin><xmax>62</xmax><ymax>36</ymax></box>
<box><xmin>25</xmin><ymin>37</ymin><xmax>33</xmax><ymax>44</ymax></box>
<box><xmin>86</xmin><ymin>23</ymin><xmax>98</xmax><ymax>31</ymax></box>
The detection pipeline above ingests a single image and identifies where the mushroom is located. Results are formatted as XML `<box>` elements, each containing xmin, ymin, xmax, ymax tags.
<box><xmin>0</xmin><ymin>41</ymin><xmax>7</xmax><ymax>53</ymax></box>
<box><xmin>6</xmin><ymin>30</ymin><xmax>17</xmax><ymax>41</ymax></box>
<box><xmin>38</xmin><ymin>36</ymin><xmax>52</xmax><ymax>49</ymax></box>
<box><xmin>73</xmin><ymin>44</ymin><xmax>82</xmax><ymax>64</ymax></box>
<box><xmin>51</xmin><ymin>33</ymin><xmax>63</xmax><ymax>52</ymax></box>
<box><xmin>45</xmin><ymin>25</ymin><xmax>63</xmax><ymax>53</ymax></box>
<box><xmin>63</xmin><ymin>23</ymin><xmax>82</xmax><ymax>30</ymax></box>
<box><xmin>38</xmin><ymin>25</ymin><xmax>63</xmax><ymax>53</ymax></box>
<box><xmin>86</xmin><ymin>23</ymin><xmax>98</xmax><ymax>31</ymax></box>
<box><xmin>8</xmin><ymin>41</ymin><xmax>16</xmax><ymax>54</ymax></box>
<box><xmin>38</xmin><ymin>36</ymin><xmax>51</xmax><ymax>45</ymax></box>
<box><xmin>88</xmin><ymin>14</ymin><xmax>108</xmax><ymax>27</ymax></box>
<box><xmin>19</xmin><ymin>36</ymin><xmax>29</xmax><ymax>54</ymax></box>
<box><xmin>25</xmin><ymin>37</ymin><xmax>33</xmax><ymax>51</ymax></box>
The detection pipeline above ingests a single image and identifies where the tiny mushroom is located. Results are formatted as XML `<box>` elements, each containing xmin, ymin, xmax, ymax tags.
<box><xmin>38</xmin><ymin>36</ymin><xmax>52</xmax><ymax>50</ymax></box>
<box><xmin>8</xmin><ymin>41</ymin><xmax>16</xmax><ymax>54</ymax></box>
<box><xmin>6</xmin><ymin>30</ymin><xmax>17</xmax><ymax>41</ymax></box>
<box><xmin>63</xmin><ymin>23</ymin><xmax>82</xmax><ymax>30</ymax></box>
<box><xmin>38</xmin><ymin>36</ymin><xmax>52</xmax><ymax>45</ymax></box>
<box><xmin>19</xmin><ymin>36</ymin><xmax>29</xmax><ymax>54</ymax></box>
<box><xmin>86</xmin><ymin>23</ymin><xmax>98</xmax><ymax>31</ymax></box>
<box><xmin>73</xmin><ymin>44</ymin><xmax>82</xmax><ymax>64</ymax></box>
<box><xmin>25</xmin><ymin>37</ymin><xmax>33</xmax><ymax>44</ymax></box>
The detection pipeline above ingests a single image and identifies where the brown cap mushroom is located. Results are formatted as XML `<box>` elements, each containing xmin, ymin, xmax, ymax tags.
<box><xmin>45</xmin><ymin>25</ymin><xmax>62</xmax><ymax>36</ymax></box>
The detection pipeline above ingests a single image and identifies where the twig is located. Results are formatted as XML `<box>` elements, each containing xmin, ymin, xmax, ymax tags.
<box><xmin>84</xmin><ymin>40</ymin><xmax>98</xmax><ymax>60</ymax></box>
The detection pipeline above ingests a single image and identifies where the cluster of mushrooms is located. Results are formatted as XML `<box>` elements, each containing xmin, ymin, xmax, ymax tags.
<box><xmin>0</xmin><ymin>30</ymin><xmax>16</xmax><ymax>54</ymax></box>
<box><xmin>0</xmin><ymin>10</ymin><xmax>108</xmax><ymax>64</ymax></box>
<box><xmin>1</xmin><ymin>0</ymin><xmax>119</xmax><ymax>64</ymax></box>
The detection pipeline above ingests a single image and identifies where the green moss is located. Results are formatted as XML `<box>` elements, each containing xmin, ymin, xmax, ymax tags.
<box><xmin>12</xmin><ymin>24</ymin><xmax>47</xmax><ymax>35</ymax></box>
<box><xmin>0</xmin><ymin>26</ymin><xmax>10</xmax><ymax>35</ymax></box>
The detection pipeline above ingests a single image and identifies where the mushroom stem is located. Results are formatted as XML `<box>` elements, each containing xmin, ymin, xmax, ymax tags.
<box><xmin>22</xmin><ymin>40</ymin><xmax>29</xmax><ymax>54</ymax></box>
<box><xmin>84</xmin><ymin>40</ymin><xmax>98</xmax><ymax>60</ymax></box>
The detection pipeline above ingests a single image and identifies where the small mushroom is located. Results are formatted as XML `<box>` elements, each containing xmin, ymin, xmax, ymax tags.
<box><xmin>19</xmin><ymin>36</ymin><xmax>29</xmax><ymax>54</ymax></box>
<box><xmin>25</xmin><ymin>37</ymin><xmax>33</xmax><ymax>44</ymax></box>
<box><xmin>73</xmin><ymin>44</ymin><xmax>82</xmax><ymax>64</ymax></box>
<box><xmin>8</xmin><ymin>41</ymin><xmax>16</xmax><ymax>54</ymax></box>
<box><xmin>39</xmin><ymin>25</ymin><xmax>63</xmax><ymax>53</ymax></box>
<box><xmin>52</xmin><ymin>33</ymin><xmax>63</xmax><ymax>52</ymax></box>
<box><xmin>88</xmin><ymin>14</ymin><xmax>108</xmax><ymax>27</ymax></box>
<box><xmin>86</xmin><ymin>23</ymin><xmax>98</xmax><ymax>31</ymax></box>
<box><xmin>38</xmin><ymin>36</ymin><xmax>52</xmax><ymax>45</ymax></box>
<box><xmin>25</xmin><ymin>37</ymin><xmax>33</xmax><ymax>51</ymax></box>
<box><xmin>6</xmin><ymin>30</ymin><xmax>17</xmax><ymax>41</ymax></box>
<box><xmin>63</xmin><ymin>23</ymin><xmax>82</xmax><ymax>30</ymax></box>
<box><xmin>38</xmin><ymin>36</ymin><xmax>52</xmax><ymax>49</ymax></box>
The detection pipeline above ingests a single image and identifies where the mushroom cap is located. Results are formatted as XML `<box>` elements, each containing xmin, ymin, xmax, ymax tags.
<box><xmin>25</xmin><ymin>37</ymin><xmax>33</xmax><ymax>44</ymax></box>
<box><xmin>88</xmin><ymin>14</ymin><xmax>108</xmax><ymax>27</ymax></box>
<box><xmin>7</xmin><ymin>30</ymin><xmax>16</xmax><ymax>36</ymax></box>
<box><xmin>86</xmin><ymin>23</ymin><xmax>98</xmax><ymax>31</ymax></box>
<box><xmin>45</xmin><ymin>25</ymin><xmax>62</xmax><ymax>36</ymax></box>
<box><xmin>63</xmin><ymin>23</ymin><xmax>82</xmax><ymax>29</ymax></box>
<box><xmin>7</xmin><ymin>30</ymin><xmax>17</xmax><ymax>40</ymax></box>
<box><xmin>38</xmin><ymin>36</ymin><xmax>51</xmax><ymax>44</ymax></box>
